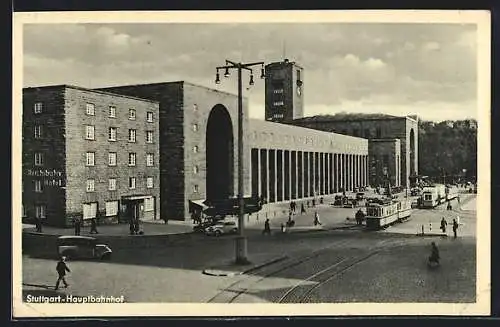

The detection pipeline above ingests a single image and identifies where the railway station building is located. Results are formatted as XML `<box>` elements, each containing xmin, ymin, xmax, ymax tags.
<box><xmin>22</xmin><ymin>58</ymin><xmax>417</xmax><ymax>225</ymax></box>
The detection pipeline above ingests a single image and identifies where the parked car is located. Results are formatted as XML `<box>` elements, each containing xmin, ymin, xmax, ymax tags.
<box><xmin>56</xmin><ymin>236</ymin><xmax>112</xmax><ymax>260</ymax></box>
<box><xmin>204</xmin><ymin>221</ymin><xmax>238</xmax><ymax>236</ymax></box>
<box><xmin>333</xmin><ymin>195</ymin><xmax>343</xmax><ymax>206</ymax></box>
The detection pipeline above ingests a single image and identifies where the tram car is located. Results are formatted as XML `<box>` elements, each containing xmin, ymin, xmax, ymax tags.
<box><xmin>365</xmin><ymin>198</ymin><xmax>413</xmax><ymax>230</ymax></box>
<box><xmin>420</xmin><ymin>184</ymin><xmax>447</xmax><ymax>208</ymax></box>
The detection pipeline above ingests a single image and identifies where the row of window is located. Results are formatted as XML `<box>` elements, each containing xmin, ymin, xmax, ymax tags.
<box><xmin>33</xmin><ymin>152</ymin><xmax>155</xmax><ymax>167</ymax></box>
<box><xmin>86</xmin><ymin>176</ymin><xmax>155</xmax><ymax>192</ymax></box>
<box><xmin>84</xmin><ymin>126</ymin><xmax>154</xmax><ymax>143</ymax></box>
<box><xmin>273</xmin><ymin>101</ymin><xmax>285</xmax><ymax>106</ymax></box>
<box><xmin>26</xmin><ymin>197</ymin><xmax>155</xmax><ymax>219</ymax></box>
<box><xmin>86</xmin><ymin>152</ymin><xmax>155</xmax><ymax>167</ymax></box>
<box><xmin>33</xmin><ymin>102</ymin><xmax>155</xmax><ymax>122</ymax></box>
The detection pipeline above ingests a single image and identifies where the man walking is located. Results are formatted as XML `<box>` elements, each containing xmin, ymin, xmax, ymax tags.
<box><xmin>314</xmin><ymin>211</ymin><xmax>322</xmax><ymax>226</ymax></box>
<box><xmin>440</xmin><ymin>217</ymin><xmax>448</xmax><ymax>233</ymax></box>
<box><xmin>74</xmin><ymin>217</ymin><xmax>81</xmax><ymax>236</ymax></box>
<box><xmin>55</xmin><ymin>256</ymin><xmax>70</xmax><ymax>290</ymax></box>
<box><xmin>89</xmin><ymin>218</ymin><xmax>99</xmax><ymax>234</ymax></box>
<box><xmin>263</xmin><ymin>218</ymin><xmax>271</xmax><ymax>235</ymax></box>
<box><xmin>452</xmin><ymin>218</ymin><xmax>459</xmax><ymax>238</ymax></box>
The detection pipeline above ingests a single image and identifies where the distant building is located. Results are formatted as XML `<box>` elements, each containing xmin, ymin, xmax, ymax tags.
<box><xmin>368</xmin><ymin>139</ymin><xmax>401</xmax><ymax>188</ymax></box>
<box><xmin>22</xmin><ymin>85</ymin><xmax>160</xmax><ymax>227</ymax></box>
<box><xmin>291</xmin><ymin>114</ymin><xmax>418</xmax><ymax>187</ymax></box>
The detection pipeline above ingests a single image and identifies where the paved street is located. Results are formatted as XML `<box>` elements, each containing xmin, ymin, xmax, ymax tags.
<box><xmin>22</xmin><ymin>193</ymin><xmax>477</xmax><ymax>303</ymax></box>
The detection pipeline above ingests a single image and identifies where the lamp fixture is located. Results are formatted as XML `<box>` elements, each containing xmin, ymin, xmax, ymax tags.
<box><xmin>215</xmin><ymin>71</ymin><xmax>221</xmax><ymax>84</ymax></box>
<box><xmin>224</xmin><ymin>67</ymin><xmax>230</xmax><ymax>78</ymax></box>
<box><xmin>249</xmin><ymin>73</ymin><xmax>254</xmax><ymax>86</ymax></box>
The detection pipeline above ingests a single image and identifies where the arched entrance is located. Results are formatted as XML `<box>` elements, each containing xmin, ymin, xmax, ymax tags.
<box><xmin>206</xmin><ymin>105</ymin><xmax>234</xmax><ymax>202</ymax></box>
<box><xmin>409</xmin><ymin>128</ymin><xmax>416</xmax><ymax>175</ymax></box>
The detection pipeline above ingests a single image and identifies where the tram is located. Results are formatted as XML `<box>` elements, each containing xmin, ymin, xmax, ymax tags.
<box><xmin>420</xmin><ymin>184</ymin><xmax>446</xmax><ymax>208</ymax></box>
<box><xmin>365</xmin><ymin>198</ymin><xmax>412</xmax><ymax>230</ymax></box>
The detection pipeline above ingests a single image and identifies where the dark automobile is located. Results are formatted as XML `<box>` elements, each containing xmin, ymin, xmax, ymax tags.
<box><xmin>56</xmin><ymin>236</ymin><xmax>112</xmax><ymax>260</ymax></box>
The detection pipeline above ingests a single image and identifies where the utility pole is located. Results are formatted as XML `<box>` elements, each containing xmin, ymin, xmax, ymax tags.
<box><xmin>215</xmin><ymin>60</ymin><xmax>265</xmax><ymax>265</ymax></box>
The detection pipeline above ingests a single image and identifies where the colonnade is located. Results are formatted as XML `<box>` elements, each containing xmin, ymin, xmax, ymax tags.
<box><xmin>250</xmin><ymin>148</ymin><xmax>369</xmax><ymax>204</ymax></box>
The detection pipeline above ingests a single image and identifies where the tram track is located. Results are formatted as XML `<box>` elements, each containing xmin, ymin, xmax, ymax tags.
<box><xmin>207</xmin><ymin>236</ymin><xmax>412</xmax><ymax>303</ymax></box>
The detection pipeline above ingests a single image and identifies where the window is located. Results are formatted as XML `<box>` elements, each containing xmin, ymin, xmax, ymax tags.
<box><xmin>193</xmin><ymin>146</ymin><xmax>198</xmax><ymax>153</ymax></box>
<box><xmin>85</xmin><ymin>125</ymin><xmax>95</xmax><ymax>140</ymax></box>
<box><xmin>86</xmin><ymin>179</ymin><xmax>95</xmax><ymax>192</ymax></box>
<box><xmin>146</xmin><ymin>111</ymin><xmax>154</xmax><ymax>122</ymax></box>
<box><xmin>193</xmin><ymin>124</ymin><xmax>198</xmax><ymax>132</ymax></box>
<box><xmin>86</xmin><ymin>152</ymin><xmax>95</xmax><ymax>166</ymax></box>
<box><xmin>128</xmin><ymin>153</ymin><xmax>136</xmax><ymax>166</ymax></box>
<box><xmin>86</xmin><ymin>103</ymin><xmax>95</xmax><ymax>116</ymax></box>
<box><xmin>35</xmin><ymin>204</ymin><xmax>46</xmax><ymax>219</ymax></box>
<box><xmin>105</xmin><ymin>201</ymin><xmax>119</xmax><ymax>216</ymax></box>
<box><xmin>193</xmin><ymin>165</ymin><xmax>198</xmax><ymax>174</ymax></box>
<box><xmin>273</xmin><ymin>89</ymin><xmax>284</xmax><ymax>94</ymax></box>
<box><xmin>193</xmin><ymin>185</ymin><xmax>199</xmax><ymax>193</ymax></box>
<box><xmin>83</xmin><ymin>202</ymin><xmax>97</xmax><ymax>220</ymax></box>
<box><xmin>108</xmin><ymin>152</ymin><xmax>117</xmax><ymax>166</ymax></box>
<box><xmin>108</xmin><ymin>127</ymin><xmax>117</xmax><ymax>141</ymax></box>
<box><xmin>146</xmin><ymin>177</ymin><xmax>154</xmax><ymax>188</ymax></box>
<box><xmin>273</xmin><ymin>101</ymin><xmax>284</xmax><ymax>106</ymax></box>
<box><xmin>34</xmin><ymin>152</ymin><xmax>44</xmax><ymax>166</ymax></box>
<box><xmin>128</xmin><ymin>129</ymin><xmax>136</xmax><ymax>142</ymax></box>
<box><xmin>109</xmin><ymin>106</ymin><xmax>116</xmax><ymax>118</ymax></box>
<box><xmin>376</xmin><ymin>127</ymin><xmax>382</xmax><ymax>138</ymax></box>
<box><xmin>129</xmin><ymin>109</ymin><xmax>136</xmax><ymax>120</ymax></box>
<box><xmin>34</xmin><ymin>102</ymin><xmax>43</xmax><ymax>114</ymax></box>
<box><xmin>34</xmin><ymin>125</ymin><xmax>42</xmax><ymax>139</ymax></box>
<box><xmin>273</xmin><ymin>114</ymin><xmax>284</xmax><ymax>119</ymax></box>
<box><xmin>144</xmin><ymin>197</ymin><xmax>154</xmax><ymax>211</ymax></box>
<box><xmin>34</xmin><ymin>180</ymin><xmax>43</xmax><ymax>193</ymax></box>
<box><xmin>129</xmin><ymin>177</ymin><xmax>136</xmax><ymax>189</ymax></box>
<box><xmin>146</xmin><ymin>153</ymin><xmax>154</xmax><ymax>166</ymax></box>
<box><xmin>108</xmin><ymin>178</ymin><xmax>117</xmax><ymax>191</ymax></box>
<box><xmin>146</xmin><ymin>131</ymin><xmax>154</xmax><ymax>143</ymax></box>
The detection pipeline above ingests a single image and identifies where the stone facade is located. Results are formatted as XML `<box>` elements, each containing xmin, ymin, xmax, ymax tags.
<box><xmin>250</xmin><ymin>119</ymin><xmax>369</xmax><ymax>204</ymax></box>
<box><xmin>22</xmin><ymin>85</ymin><xmax>160</xmax><ymax>227</ymax></box>
<box><xmin>97</xmin><ymin>82</ymin><xmax>250</xmax><ymax>221</ymax></box>
<box><xmin>368</xmin><ymin>139</ymin><xmax>401</xmax><ymax>187</ymax></box>
<box><xmin>291</xmin><ymin>115</ymin><xmax>418</xmax><ymax>187</ymax></box>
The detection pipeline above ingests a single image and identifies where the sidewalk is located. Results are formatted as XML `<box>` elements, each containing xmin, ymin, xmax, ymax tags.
<box><xmin>24</xmin><ymin>219</ymin><xmax>194</xmax><ymax>237</ymax></box>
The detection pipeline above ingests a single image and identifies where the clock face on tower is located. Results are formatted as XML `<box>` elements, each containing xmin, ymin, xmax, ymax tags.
<box><xmin>297</xmin><ymin>86</ymin><xmax>302</xmax><ymax>96</ymax></box>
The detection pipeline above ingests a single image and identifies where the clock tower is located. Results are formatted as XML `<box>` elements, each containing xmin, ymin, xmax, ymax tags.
<box><xmin>265</xmin><ymin>59</ymin><xmax>304</xmax><ymax>123</ymax></box>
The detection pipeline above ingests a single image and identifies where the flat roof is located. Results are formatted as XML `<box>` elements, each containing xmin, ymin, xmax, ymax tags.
<box><xmin>96</xmin><ymin>80</ymin><xmax>247</xmax><ymax>101</ymax></box>
<box><xmin>23</xmin><ymin>84</ymin><xmax>159</xmax><ymax>104</ymax></box>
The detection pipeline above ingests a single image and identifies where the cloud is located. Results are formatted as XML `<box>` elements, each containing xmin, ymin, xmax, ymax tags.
<box><xmin>23</xmin><ymin>22</ymin><xmax>478</xmax><ymax>122</ymax></box>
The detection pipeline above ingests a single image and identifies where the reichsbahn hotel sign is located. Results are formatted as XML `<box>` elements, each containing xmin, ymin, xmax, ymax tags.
<box><xmin>25</xmin><ymin>168</ymin><xmax>66</xmax><ymax>187</ymax></box>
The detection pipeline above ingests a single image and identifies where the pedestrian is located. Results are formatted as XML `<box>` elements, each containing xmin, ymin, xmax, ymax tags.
<box><xmin>129</xmin><ymin>219</ymin><xmax>135</xmax><ymax>235</ymax></box>
<box><xmin>355</xmin><ymin>209</ymin><xmax>365</xmax><ymax>226</ymax></box>
<box><xmin>35</xmin><ymin>217</ymin><xmax>42</xmax><ymax>233</ymax></box>
<box><xmin>428</xmin><ymin>242</ymin><xmax>440</xmax><ymax>265</ymax></box>
<box><xmin>54</xmin><ymin>256</ymin><xmax>70</xmax><ymax>290</ymax></box>
<box><xmin>281</xmin><ymin>223</ymin><xmax>286</xmax><ymax>233</ymax></box>
<box><xmin>301</xmin><ymin>203</ymin><xmax>306</xmax><ymax>214</ymax></box>
<box><xmin>447</xmin><ymin>202</ymin><xmax>452</xmax><ymax>210</ymax></box>
<box><xmin>262</xmin><ymin>218</ymin><xmax>271</xmax><ymax>235</ymax></box>
<box><xmin>74</xmin><ymin>217</ymin><xmax>81</xmax><ymax>236</ymax></box>
<box><xmin>306</xmin><ymin>201</ymin><xmax>310</xmax><ymax>208</ymax></box>
<box><xmin>89</xmin><ymin>218</ymin><xmax>99</xmax><ymax>234</ymax></box>
<box><xmin>440</xmin><ymin>217</ymin><xmax>447</xmax><ymax>233</ymax></box>
<box><xmin>134</xmin><ymin>219</ymin><xmax>140</xmax><ymax>235</ymax></box>
<box><xmin>314</xmin><ymin>211</ymin><xmax>322</xmax><ymax>226</ymax></box>
<box><xmin>457</xmin><ymin>195</ymin><xmax>461</xmax><ymax>204</ymax></box>
<box><xmin>452</xmin><ymin>218</ymin><xmax>459</xmax><ymax>238</ymax></box>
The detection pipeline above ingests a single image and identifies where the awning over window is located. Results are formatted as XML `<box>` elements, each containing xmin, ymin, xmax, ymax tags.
<box><xmin>189</xmin><ymin>199</ymin><xmax>208</xmax><ymax>211</ymax></box>
<box><xmin>122</xmin><ymin>195</ymin><xmax>153</xmax><ymax>201</ymax></box>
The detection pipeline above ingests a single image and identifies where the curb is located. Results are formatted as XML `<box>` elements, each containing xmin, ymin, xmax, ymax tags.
<box><xmin>202</xmin><ymin>255</ymin><xmax>289</xmax><ymax>277</ymax></box>
<box><xmin>416</xmin><ymin>233</ymin><xmax>448</xmax><ymax>237</ymax></box>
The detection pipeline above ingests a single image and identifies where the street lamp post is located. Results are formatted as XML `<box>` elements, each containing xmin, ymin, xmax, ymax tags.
<box><xmin>215</xmin><ymin>59</ymin><xmax>265</xmax><ymax>265</ymax></box>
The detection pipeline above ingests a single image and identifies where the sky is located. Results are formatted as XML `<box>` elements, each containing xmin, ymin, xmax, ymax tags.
<box><xmin>23</xmin><ymin>22</ymin><xmax>478</xmax><ymax>122</ymax></box>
